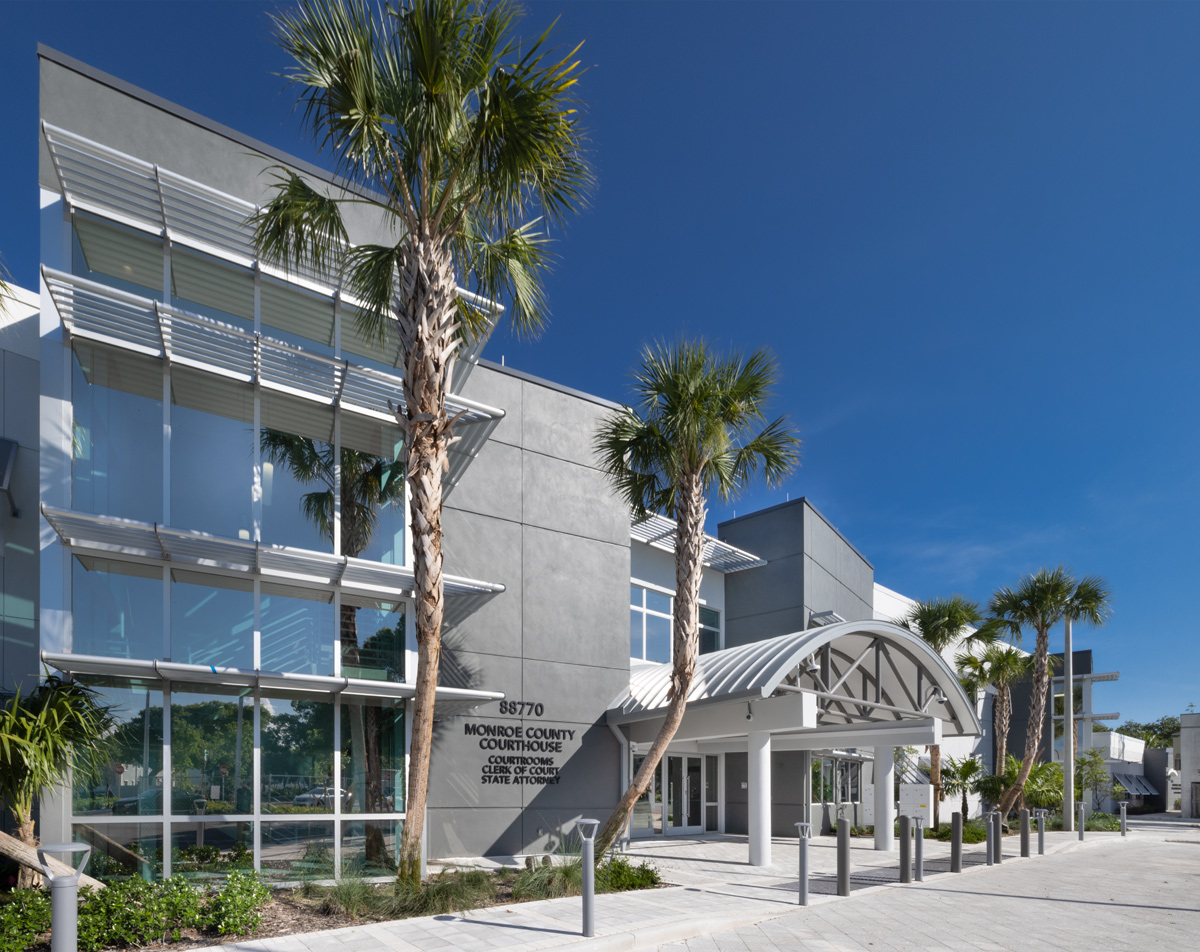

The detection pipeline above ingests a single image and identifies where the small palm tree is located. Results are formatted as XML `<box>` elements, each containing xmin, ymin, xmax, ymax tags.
<box><xmin>941</xmin><ymin>755</ymin><xmax>983</xmax><ymax>820</ymax></box>
<box><xmin>255</xmin><ymin>0</ymin><xmax>589</xmax><ymax>882</ymax></box>
<box><xmin>957</xmin><ymin>643</ymin><xmax>1032</xmax><ymax>779</ymax></box>
<box><xmin>592</xmin><ymin>340</ymin><xmax>799</xmax><ymax>856</ymax></box>
<box><xmin>896</xmin><ymin>595</ymin><xmax>987</xmax><ymax>830</ymax></box>
<box><xmin>0</xmin><ymin>678</ymin><xmax>113</xmax><ymax>887</ymax></box>
<box><xmin>989</xmin><ymin>567</ymin><xmax>1110</xmax><ymax>816</ymax></box>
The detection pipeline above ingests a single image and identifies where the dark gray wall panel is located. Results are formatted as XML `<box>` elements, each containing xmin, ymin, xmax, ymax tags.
<box><xmin>459</xmin><ymin>366</ymin><xmax>523</xmax><ymax>448</ymax></box>
<box><xmin>523</xmin><ymin>452</ymin><xmax>627</xmax><ymax>546</ymax></box>
<box><xmin>521</xmin><ymin>658</ymin><xmax>629</xmax><ymax>726</ymax></box>
<box><xmin>520</xmin><ymin>723</ymin><xmax>619</xmax><ymax>811</ymax></box>
<box><xmin>446</xmin><ymin>439</ymin><xmax>523</xmax><ymax>524</ymax></box>
<box><xmin>439</xmin><ymin>511</ymin><xmax>522</xmax><ymax>657</ymax></box>
<box><xmin>429</xmin><ymin>807</ymin><xmax>525</xmax><ymax>859</ymax></box>
<box><xmin>520</xmin><ymin>382</ymin><xmax>607</xmax><ymax>469</ymax></box>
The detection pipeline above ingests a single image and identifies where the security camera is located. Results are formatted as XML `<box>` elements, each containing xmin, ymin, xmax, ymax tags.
<box><xmin>746</xmin><ymin>703</ymin><xmax>753</xmax><ymax>721</ymax></box>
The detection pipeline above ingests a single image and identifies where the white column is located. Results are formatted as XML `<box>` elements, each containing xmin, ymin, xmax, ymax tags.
<box><xmin>874</xmin><ymin>745</ymin><xmax>895</xmax><ymax>851</ymax></box>
<box><xmin>748</xmin><ymin>731</ymin><xmax>772</xmax><ymax>866</ymax></box>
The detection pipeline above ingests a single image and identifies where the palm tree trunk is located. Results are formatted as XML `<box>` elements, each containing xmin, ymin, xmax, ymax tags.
<box><xmin>961</xmin><ymin>787</ymin><xmax>969</xmax><ymax>820</ymax></box>
<box><xmin>15</xmin><ymin>813</ymin><xmax>39</xmax><ymax>890</ymax></box>
<box><xmin>995</xmin><ymin>686</ymin><xmax>1010</xmax><ymax>776</ymax></box>
<box><xmin>997</xmin><ymin>628</ymin><xmax>1049</xmax><ymax>816</ymax></box>
<box><xmin>930</xmin><ymin>743</ymin><xmax>942</xmax><ymax>830</ymax></box>
<box><xmin>595</xmin><ymin>474</ymin><xmax>706</xmax><ymax>857</ymax></box>
<box><xmin>395</xmin><ymin>238</ymin><xmax>457</xmax><ymax>886</ymax></box>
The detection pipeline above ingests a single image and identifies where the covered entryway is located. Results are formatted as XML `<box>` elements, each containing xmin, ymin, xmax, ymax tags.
<box><xmin>608</xmin><ymin>620</ymin><xmax>980</xmax><ymax>865</ymax></box>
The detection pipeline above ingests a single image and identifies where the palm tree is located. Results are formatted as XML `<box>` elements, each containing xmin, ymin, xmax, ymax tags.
<box><xmin>989</xmin><ymin>567</ymin><xmax>1110</xmax><ymax>817</ymax></box>
<box><xmin>261</xmin><ymin>430</ymin><xmax>405</xmax><ymax>862</ymax></box>
<box><xmin>253</xmin><ymin>0</ymin><xmax>589</xmax><ymax>883</ymax></box>
<box><xmin>941</xmin><ymin>755</ymin><xmax>983</xmax><ymax>820</ymax></box>
<box><xmin>957</xmin><ymin>643</ymin><xmax>1031</xmax><ymax>779</ymax></box>
<box><xmin>592</xmin><ymin>340</ymin><xmax>799</xmax><ymax>856</ymax></box>
<box><xmin>896</xmin><ymin>595</ymin><xmax>987</xmax><ymax>830</ymax></box>
<box><xmin>0</xmin><ymin>678</ymin><xmax>113</xmax><ymax>887</ymax></box>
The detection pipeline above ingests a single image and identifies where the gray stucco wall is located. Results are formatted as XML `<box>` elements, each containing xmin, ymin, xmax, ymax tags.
<box><xmin>719</xmin><ymin>498</ymin><xmax>873</xmax><ymax>648</ymax></box>
<box><xmin>427</xmin><ymin>363</ymin><xmax>630</xmax><ymax>859</ymax></box>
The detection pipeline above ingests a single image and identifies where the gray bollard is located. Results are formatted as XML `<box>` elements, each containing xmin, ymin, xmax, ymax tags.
<box><xmin>1019</xmin><ymin>809</ymin><xmax>1030</xmax><ymax>858</ymax></box>
<box><xmin>950</xmin><ymin>812</ymin><xmax>963</xmax><ymax>873</ymax></box>
<box><xmin>985</xmin><ymin>811</ymin><xmax>995</xmax><ymax>866</ymax></box>
<box><xmin>1035</xmin><ymin>809</ymin><xmax>1047</xmax><ymax>855</ymax></box>
<box><xmin>577</xmin><ymin>818</ymin><xmax>600</xmax><ymax>937</ymax></box>
<box><xmin>795</xmin><ymin>822</ymin><xmax>812</xmax><ymax>906</ymax></box>
<box><xmin>1077</xmin><ymin>802</ymin><xmax>1086</xmax><ymax>841</ymax></box>
<box><xmin>898</xmin><ymin>814</ymin><xmax>912</xmax><ymax>883</ymax></box>
<box><xmin>992</xmin><ymin>811</ymin><xmax>1003</xmax><ymax>864</ymax></box>
<box><xmin>913</xmin><ymin>816</ymin><xmax>925</xmax><ymax>882</ymax></box>
<box><xmin>1119</xmin><ymin>801</ymin><xmax>1128</xmax><ymax>837</ymax></box>
<box><xmin>836</xmin><ymin>817</ymin><xmax>851</xmax><ymax>897</ymax></box>
<box><xmin>37</xmin><ymin>843</ymin><xmax>91</xmax><ymax>952</ymax></box>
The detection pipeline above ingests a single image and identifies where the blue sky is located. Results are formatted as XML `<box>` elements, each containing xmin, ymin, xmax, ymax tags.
<box><xmin>3</xmin><ymin>2</ymin><xmax>1197</xmax><ymax>725</ymax></box>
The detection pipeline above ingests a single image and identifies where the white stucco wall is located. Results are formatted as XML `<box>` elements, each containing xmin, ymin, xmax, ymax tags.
<box><xmin>630</xmin><ymin>540</ymin><xmax>726</xmax><ymax>617</ymax></box>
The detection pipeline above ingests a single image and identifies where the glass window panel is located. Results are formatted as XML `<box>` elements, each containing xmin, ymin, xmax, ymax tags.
<box><xmin>259</xmin><ymin>821</ymin><xmax>335</xmax><ymax>883</ymax></box>
<box><xmin>341</xmin><ymin>699</ymin><xmax>404</xmax><ymax>815</ymax></box>
<box><xmin>630</xmin><ymin>609</ymin><xmax>643</xmax><ymax>659</ymax></box>
<box><xmin>260</xmin><ymin>432</ymin><xmax>332</xmax><ymax>552</ymax></box>
<box><xmin>705</xmin><ymin>755</ymin><xmax>718</xmax><ymax>803</ymax></box>
<box><xmin>645</xmin><ymin>614</ymin><xmax>671</xmax><ymax>663</ymax></box>
<box><xmin>631</xmin><ymin>755</ymin><xmax>656</xmax><ymax>833</ymax></box>
<box><xmin>73</xmin><ymin>218</ymin><xmax>163</xmax><ymax>298</ymax></box>
<box><xmin>705</xmin><ymin>805</ymin><xmax>718</xmax><ymax>832</ymax></box>
<box><xmin>170</xmin><ymin>822</ymin><xmax>254</xmax><ymax>881</ymax></box>
<box><xmin>170</xmin><ymin>403</ymin><xmax>252</xmax><ymax>539</ymax></box>
<box><xmin>645</xmin><ymin>590</ymin><xmax>671</xmax><ymax>615</ymax></box>
<box><xmin>630</xmin><ymin>585</ymin><xmax>642</xmax><ymax>608</ymax></box>
<box><xmin>342</xmin><ymin>819</ymin><xmax>400</xmax><ymax>878</ymax></box>
<box><xmin>170</xmin><ymin>573</ymin><xmax>253</xmax><ymax>669</ymax></box>
<box><xmin>340</xmin><ymin>311</ymin><xmax>403</xmax><ymax>369</ymax></box>
<box><xmin>73</xmin><ymin>823</ymin><xmax>163</xmax><ymax>882</ymax></box>
<box><xmin>171</xmin><ymin>249</ymin><xmax>254</xmax><ymax>327</ymax></box>
<box><xmin>261</xmin><ymin>696</ymin><xmax>336</xmax><ymax>814</ymax></box>
<box><xmin>259</xmin><ymin>278</ymin><xmax>335</xmax><ymax>354</ymax></box>
<box><xmin>169</xmin><ymin>688</ymin><xmax>254</xmax><ymax>815</ymax></box>
<box><xmin>699</xmin><ymin>627</ymin><xmax>719</xmax><ymax>656</ymax></box>
<box><xmin>261</xmin><ymin>586</ymin><xmax>334</xmax><ymax>676</ymax></box>
<box><xmin>667</xmin><ymin>757</ymin><xmax>682</xmax><ymax>828</ymax></box>
<box><xmin>72</xmin><ymin>350</ymin><xmax>162</xmax><ymax>522</ymax></box>
<box><xmin>352</xmin><ymin>448</ymin><xmax>407</xmax><ymax>567</ymax></box>
<box><xmin>341</xmin><ymin>598</ymin><xmax>405</xmax><ymax>682</ymax></box>
<box><xmin>699</xmin><ymin>606</ymin><xmax>720</xmax><ymax>630</ymax></box>
<box><xmin>72</xmin><ymin>557</ymin><xmax>162</xmax><ymax>661</ymax></box>
<box><xmin>73</xmin><ymin>680</ymin><xmax>163</xmax><ymax>816</ymax></box>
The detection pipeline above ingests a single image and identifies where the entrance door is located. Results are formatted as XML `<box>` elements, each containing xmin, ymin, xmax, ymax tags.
<box><xmin>665</xmin><ymin>755</ymin><xmax>704</xmax><ymax>834</ymax></box>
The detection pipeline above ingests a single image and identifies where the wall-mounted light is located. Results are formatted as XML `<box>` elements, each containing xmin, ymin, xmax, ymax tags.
<box><xmin>746</xmin><ymin>702</ymin><xmax>754</xmax><ymax>722</ymax></box>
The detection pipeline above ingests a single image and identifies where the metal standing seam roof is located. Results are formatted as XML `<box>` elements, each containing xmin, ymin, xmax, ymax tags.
<box><xmin>43</xmin><ymin>268</ymin><xmax>504</xmax><ymax>493</ymax></box>
<box><xmin>607</xmin><ymin>620</ymin><xmax>981</xmax><ymax>737</ymax></box>
<box><xmin>42</xmin><ymin>121</ymin><xmax>497</xmax><ymax>391</ymax></box>
<box><xmin>631</xmin><ymin>513</ymin><xmax>766</xmax><ymax>574</ymax></box>
<box><xmin>1111</xmin><ymin>773</ymin><xmax>1157</xmax><ymax>797</ymax></box>
<box><xmin>42</xmin><ymin>505</ymin><xmax>503</xmax><ymax>631</ymax></box>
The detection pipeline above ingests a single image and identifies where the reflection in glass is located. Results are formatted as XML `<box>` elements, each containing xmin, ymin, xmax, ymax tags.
<box><xmin>72</xmin><ymin>557</ymin><xmax>162</xmax><ymax>661</ymax></box>
<box><xmin>261</xmin><ymin>434</ymin><xmax>333</xmax><ymax>552</ymax></box>
<box><xmin>259</xmin><ymin>822</ymin><xmax>335</xmax><ymax>883</ymax></box>
<box><xmin>171</xmin><ymin>404</ymin><xmax>252</xmax><ymax>539</ymax></box>
<box><xmin>169</xmin><ymin>688</ymin><xmax>254</xmax><ymax>816</ymax></box>
<box><xmin>170</xmin><ymin>822</ymin><xmax>254</xmax><ymax>880</ymax></box>
<box><xmin>631</xmin><ymin>755</ymin><xmax>660</xmax><ymax>834</ymax></box>
<box><xmin>629</xmin><ymin>609</ymin><xmax>642</xmax><ymax>659</ymax></box>
<box><xmin>73</xmin><ymin>680</ymin><xmax>163</xmax><ymax>816</ymax></box>
<box><xmin>72</xmin><ymin>351</ymin><xmax>162</xmax><ymax>523</ymax></box>
<box><xmin>667</xmin><ymin>757</ymin><xmax>682</xmax><ymax>828</ymax></box>
<box><xmin>73</xmin><ymin>823</ymin><xmax>162</xmax><ymax>882</ymax></box>
<box><xmin>645</xmin><ymin>589</ymin><xmax>671</xmax><ymax>615</ymax></box>
<box><xmin>261</xmin><ymin>697</ymin><xmax>335</xmax><ymax>814</ymax></box>
<box><xmin>171</xmin><ymin>573</ymin><xmax>253</xmax><ymax>669</ymax></box>
<box><xmin>342</xmin><ymin>598</ymin><xmax>405</xmax><ymax>682</ymax></box>
<box><xmin>342</xmin><ymin>820</ymin><xmax>400</xmax><ymax>878</ymax></box>
<box><xmin>260</xmin><ymin>586</ymin><xmax>334</xmax><ymax>676</ymax></box>
<box><xmin>341</xmin><ymin>699</ymin><xmax>404</xmax><ymax>818</ymax></box>
<box><xmin>72</xmin><ymin>219</ymin><xmax>163</xmax><ymax>298</ymax></box>
<box><xmin>645</xmin><ymin>614</ymin><xmax>671</xmax><ymax>663</ymax></box>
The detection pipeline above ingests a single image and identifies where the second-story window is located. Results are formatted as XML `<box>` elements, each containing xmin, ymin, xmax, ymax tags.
<box><xmin>631</xmin><ymin>584</ymin><xmax>722</xmax><ymax>662</ymax></box>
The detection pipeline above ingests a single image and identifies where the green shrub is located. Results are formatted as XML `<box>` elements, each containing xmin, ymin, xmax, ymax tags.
<box><xmin>596</xmin><ymin>856</ymin><xmax>660</xmax><ymax>891</ymax></box>
<box><xmin>0</xmin><ymin>889</ymin><xmax>51</xmax><ymax>952</ymax></box>
<box><xmin>392</xmin><ymin>867</ymin><xmax>496</xmax><ymax>917</ymax></box>
<box><xmin>201</xmin><ymin>871</ymin><xmax>271</xmax><ymax>935</ymax></box>
<box><xmin>512</xmin><ymin>858</ymin><xmax>582</xmax><ymax>900</ymax></box>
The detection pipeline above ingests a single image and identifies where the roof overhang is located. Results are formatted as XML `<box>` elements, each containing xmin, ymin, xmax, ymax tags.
<box><xmin>630</xmin><ymin>513</ymin><xmax>766</xmax><ymax>574</ymax></box>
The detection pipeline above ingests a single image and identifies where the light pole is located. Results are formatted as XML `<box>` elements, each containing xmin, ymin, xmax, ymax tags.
<box><xmin>1063</xmin><ymin>617</ymin><xmax>1074</xmax><ymax>832</ymax></box>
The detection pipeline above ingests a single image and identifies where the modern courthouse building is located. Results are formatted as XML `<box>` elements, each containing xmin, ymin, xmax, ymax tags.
<box><xmin>3</xmin><ymin>48</ymin><xmax>985</xmax><ymax>882</ymax></box>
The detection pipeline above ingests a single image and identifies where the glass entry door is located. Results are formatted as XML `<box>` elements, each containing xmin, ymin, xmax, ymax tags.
<box><xmin>665</xmin><ymin>755</ymin><xmax>704</xmax><ymax>834</ymax></box>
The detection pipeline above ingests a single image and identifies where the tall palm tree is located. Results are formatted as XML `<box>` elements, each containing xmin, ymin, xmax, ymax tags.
<box><xmin>592</xmin><ymin>340</ymin><xmax>799</xmax><ymax>855</ymax></box>
<box><xmin>0</xmin><ymin>678</ymin><xmax>113</xmax><ymax>887</ymax></box>
<box><xmin>941</xmin><ymin>755</ymin><xmax>983</xmax><ymax>820</ymax></box>
<box><xmin>989</xmin><ymin>567</ymin><xmax>1110</xmax><ymax>816</ymax></box>
<box><xmin>261</xmin><ymin>431</ymin><xmax>404</xmax><ymax>861</ymax></box>
<box><xmin>896</xmin><ymin>596</ymin><xmax>987</xmax><ymax>830</ymax></box>
<box><xmin>253</xmin><ymin>0</ymin><xmax>589</xmax><ymax>883</ymax></box>
<box><xmin>957</xmin><ymin>643</ymin><xmax>1032</xmax><ymax>780</ymax></box>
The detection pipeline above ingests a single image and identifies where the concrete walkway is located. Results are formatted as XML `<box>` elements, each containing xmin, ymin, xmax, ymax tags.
<box><xmin>195</xmin><ymin>816</ymin><xmax>1200</xmax><ymax>952</ymax></box>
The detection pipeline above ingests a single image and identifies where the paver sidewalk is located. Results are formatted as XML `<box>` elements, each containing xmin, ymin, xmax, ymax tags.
<box><xmin>194</xmin><ymin>816</ymin><xmax>1200</xmax><ymax>952</ymax></box>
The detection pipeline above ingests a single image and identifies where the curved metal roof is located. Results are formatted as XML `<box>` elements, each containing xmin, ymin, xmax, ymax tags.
<box><xmin>608</xmin><ymin>620</ymin><xmax>981</xmax><ymax>737</ymax></box>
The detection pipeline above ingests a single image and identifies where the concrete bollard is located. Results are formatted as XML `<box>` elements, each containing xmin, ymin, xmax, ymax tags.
<box><xmin>1119</xmin><ymin>801</ymin><xmax>1128</xmax><ymax>837</ymax></box>
<box><xmin>950</xmin><ymin>812</ymin><xmax>963</xmax><ymax>873</ymax></box>
<box><xmin>836</xmin><ymin>817</ymin><xmax>851</xmax><ymax>897</ymax></box>
<box><xmin>898</xmin><ymin>814</ymin><xmax>911</xmax><ymax>883</ymax></box>
<box><xmin>913</xmin><ymin>816</ymin><xmax>925</xmax><ymax>882</ymax></box>
<box><xmin>37</xmin><ymin>843</ymin><xmax>92</xmax><ymax>952</ymax></box>
<box><xmin>795</xmin><ymin>822</ymin><xmax>812</xmax><ymax>906</ymax></box>
<box><xmin>577</xmin><ymin>818</ymin><xmax>600</xmax><ymax>937</ymax></box>
<box><xmin>1036</xmin><ymin>809</ymin><xmax>1047</xmax><ymax>855</ymax></box>
<box><xmin>985</xmin><ymin>811</ymin><xmax>995</xmax><ymax>866</ymax></box>
<box><xmin>1019</xmin><ymin>809</ymin><xmax>1030</xmax><ymax>858</ymax></box>
<box><xmin>1077</xmin><ymin>802</ymin><xmax>1086</xmax><ymax>841</ymax></box>
<box><xmin>992</xmin><ymin>811</ymin><xmax>1003</xmax><ymax>864</ymax></box>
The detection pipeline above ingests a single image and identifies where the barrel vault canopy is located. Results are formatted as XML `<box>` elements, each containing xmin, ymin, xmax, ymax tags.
<box><xmin>608</xmin><ymin>620</ymin><xmax>981</xmax><ymax>738</ymax></box>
